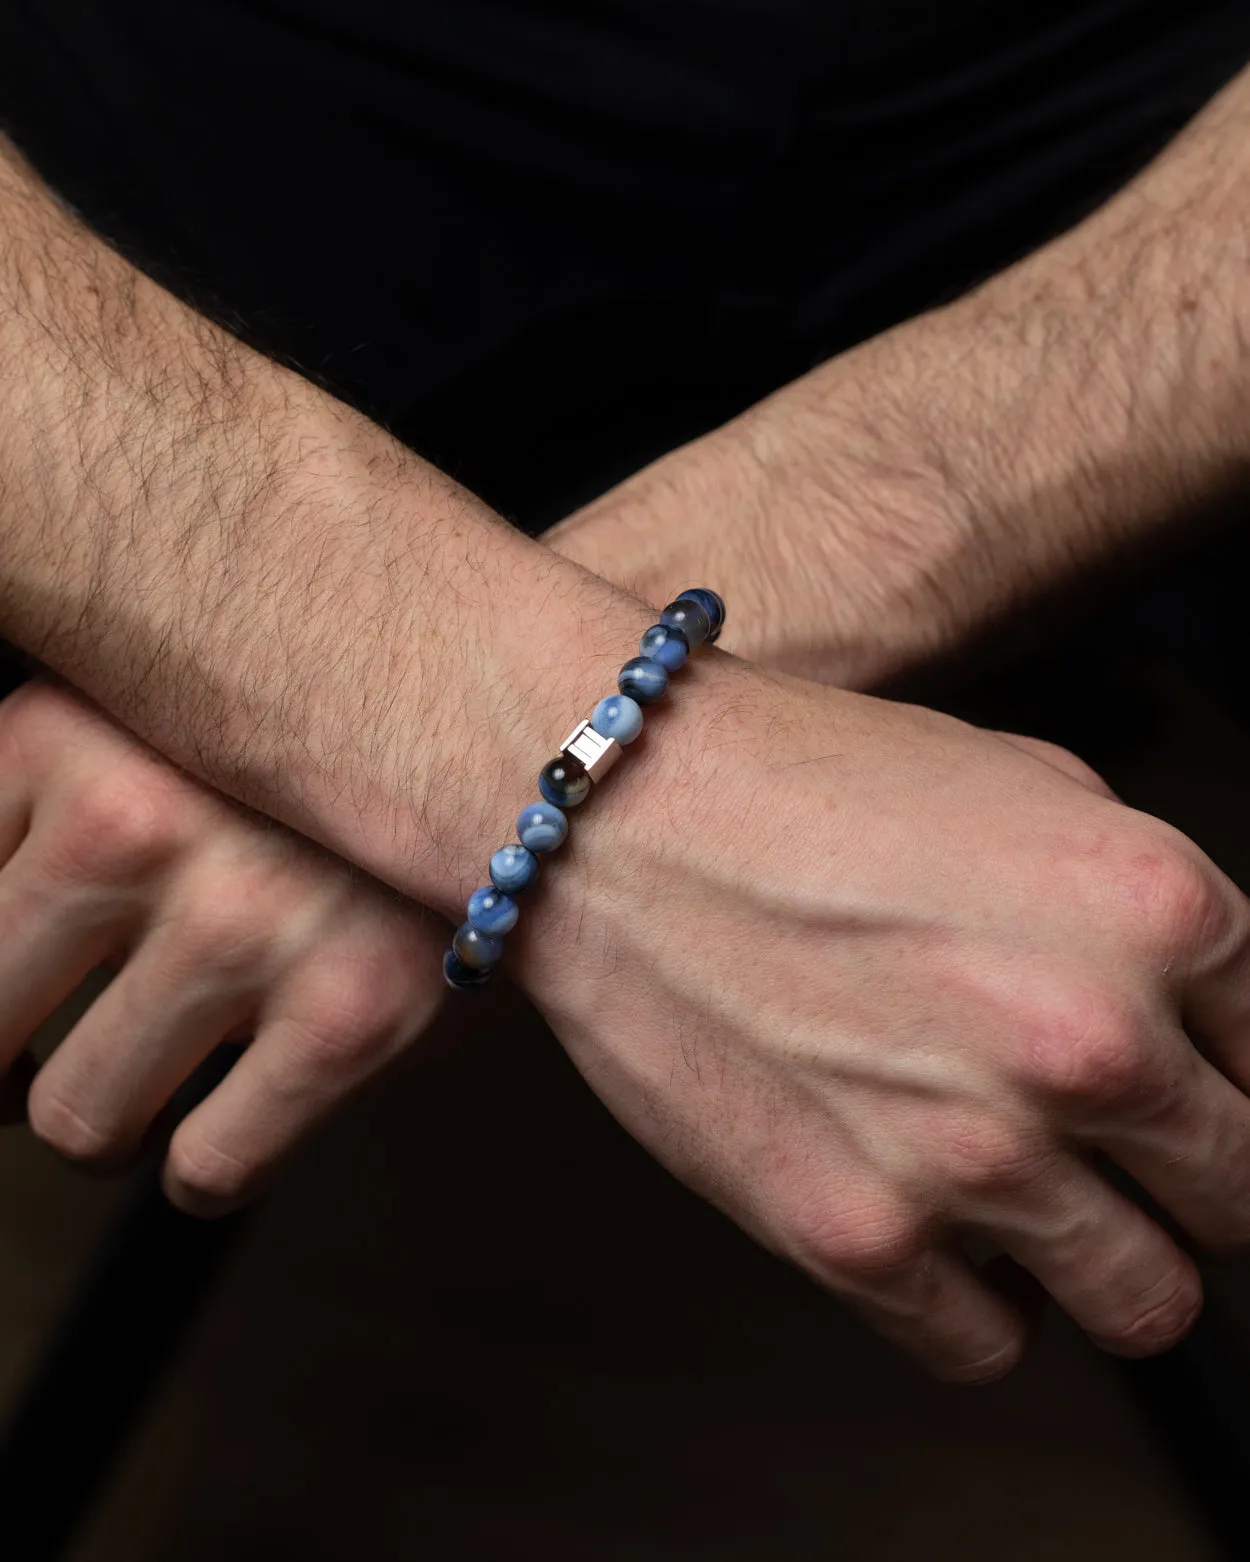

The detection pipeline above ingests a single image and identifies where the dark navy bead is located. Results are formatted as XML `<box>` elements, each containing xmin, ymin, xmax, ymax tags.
<box><xmin>490</xmin><ymin>843</ymin><xmax>540</xmax><ymax>895</ymax></box>
<box><xmin>678</xmin><ymin>587</ymin><xmax>725</xmax><ymax>643</ymax></box>
<box><xmin>467</xmin><ymin>885</ymin><xmax>519</xmax><ymax>936</ymax></box>
<box><xmin>444</xmin><ymin>949</ymin><xmax>492</xmax><ymax>991</ymax></box>
<box><xmin>538</xmin><ymin>753</ymin><xmax>591</xmax><ymax>809</ymax></box>
<box><xmin>618</xmin><ymin>656</ymin><xmax>668</xmax><ymax>706</ymax></box>
<box><xmin>659</xmin><ymin>596</ymin><xmax>713</xmax><ymax>648</ymax></box>
<box><xmin>453</xmin><ymin>922</ymin><xmax>504</xmax><ymax>970</ymax></box>
<box><xmin>517</xmin><ymin>801</ymin><xmax>569</xmax><ymax>852</ymax></box>
<box><xmin>640</xmin><ymin>623</ymin><xmax>689</xmax><ymax>672</ymax></box>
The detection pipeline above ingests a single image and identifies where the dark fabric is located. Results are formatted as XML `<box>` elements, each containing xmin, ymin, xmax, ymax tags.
<box><xmin>1</xmin><ymin>2</ymin><xmax>1249</xmax><ymax>526</ymax></box>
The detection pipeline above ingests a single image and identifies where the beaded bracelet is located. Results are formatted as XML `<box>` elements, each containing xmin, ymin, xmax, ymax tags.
<box><xmin>443</xmin><ymin>587</ymin><xmax>725</xmax><ymax>991</ymax></box>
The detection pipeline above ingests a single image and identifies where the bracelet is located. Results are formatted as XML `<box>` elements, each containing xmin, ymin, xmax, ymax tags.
<box><xmin>443</xmin><ymin>587</ymin><xmax>725</xmax><ymax>991</ymax></box>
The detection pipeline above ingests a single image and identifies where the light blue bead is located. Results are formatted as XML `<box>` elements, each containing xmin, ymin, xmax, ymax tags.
<box><xmin>452</xmin><ymin>922</ymin><xmax>503</xmax><ymax>970</ymax></box>
<box><xmin>591</xmin><ymin>694</ymin><xmax>643</xmax><ymax>745</ymax></box>
<box><xmin>490</xmin><ymin>843</ymin><xmax>540</xmax><ymax>894</ymax></box>
<box><xmin>618</xmin><ymin>656</ymin><xmax>668</xmax><ymax>706</ymax></box>
<box><xmin>640</xmin><ymin>623</ymin><xmax>689</xmax><ymax>671</ymax></box>
<box><xmin>467</xmin><ymin>885</ymin><xmax>519</xmax><ymax>936</ymax></box>
<box><xmin>517</xmin><ymin>801</ymin><xmax>569</xmax><ymax>853</ymax></box>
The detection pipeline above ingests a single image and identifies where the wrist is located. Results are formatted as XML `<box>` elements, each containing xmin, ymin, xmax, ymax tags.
<box><xmin>302</xmin><ymin>488</ymin><xmax>660</xmax><ymax>922</ymax></box>
<box><xmin>0</xmin><ymin>146</ymin><xmax>659</xmax><ymax>918</ymax></box>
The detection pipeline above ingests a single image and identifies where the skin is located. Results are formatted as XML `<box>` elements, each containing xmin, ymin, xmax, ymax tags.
<box><xmin>2</xmin><ymin>66</ymin><xmax>1250</xmax><ymax>1381</ymax></box>
<box><xmin>547</xmin><ymin>64</ymin><xmax>1250</xmax><ymax>690</ymax></box>
<box><xmin>0</xmin><ymin>678</ymin><xmax>446</xmax><ymax>1210</ymax></box>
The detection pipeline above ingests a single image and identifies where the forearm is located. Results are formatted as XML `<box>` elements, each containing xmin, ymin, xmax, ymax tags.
<box><xmin>551</xmin><ymin>64</ymin><xmax>1250</xmax><ymax>686</ymax></box>
<box><xmin>762</xmin><ymin>62</ymin><xmax>1250</xmax><ymax>655</ymax></box>
<box><xmin>0</xmin><ymin>140</ymin><xmax>652</xmax><ymax>917</ymax></box>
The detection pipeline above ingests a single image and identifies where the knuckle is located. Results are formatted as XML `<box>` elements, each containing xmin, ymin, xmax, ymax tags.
<box><xmin>285</xmin><ymin>959</ymin><xmax>408</xmax><ymax>1073</ymax></box>
<box><xmin>0</xmin><ymin>678</ymin><xmax>74</xmax><ymax>754</ymax></box>
<box><xmin>172</xmin><ymin>890</ymin><xmax>275</xmax><ymax>979</ymax></box>
<box><xmin>792</xmin><ymin>1197</ymin><xmax>924</xmax><ymax>1284</ymax></box>
<box><xmin>942</xmin><ymin>1118</ymin><xmax>1049</xmax><ymax>1198</ymax></box>
<box><xmin>50</xmin><ymin>772</ymin><xmax>182</xmax><ymax>884</ymax></box>
<box><xmin>1024</xmin><ymin>991</ymin><xmax>1154</xmax><ymax>1108</ymax></box>
<box><xmin>27</xmin><ymin>1086</ymin><xmax>116</xmax><ymax>1165</ymax></box>
<box><xmin>1101</xmin><ymin>1270</ymin><xmax>1203</xmax><ymax>1356</ymax></box>
<box><xmin>166</xmin><ymin>1131</ymin><xmax>251</xmax><ymax>1209</ymax></box>
<box><xmin>1113</xmin><ymin>827</ymin><xmax>1222</xmax><ymax>952</ymax></box>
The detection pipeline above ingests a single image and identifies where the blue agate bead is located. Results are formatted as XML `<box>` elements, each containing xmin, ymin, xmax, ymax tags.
<box><xmin>618</xmin><ymin>656</ymin><xmax>668</xmax><ymax>706</ymax></box>
<box><xmin>443</xmin><ymin>949</ymin><xmax>492</xmax><ymax>990</ymax></box>
<box><xmin>640</xmin><ymin>622</ymin><xmax>689</xmax><ymax>671</ymax></box>
<box><xmin>539</xmin><ymin>753</ymin><xmax>591</xmax><ymax>809</ymax></box>
<box><xmin>517</xmin><ymin>801</ymin><xmax>569</xmax><ymax>852</ymax></box>
<box><xmin>467</xmin><ymin>885</ymin><xmax>519</xmax><ymax>936</ymax></box>
<box><xmin>490</xmin><ymin>843</ymin><xmax>540</xmax><ymax>895</ymax></box>
<box><xmin>591</xmin><ymin>694</ymin><xmax>643</xmax><ymax>745</ymax></box>
<box><xmin>660</xmin><ymin>596</ymin><xmax>712</xmax><ymax>648</ymax></box>
<box><xmin>677</xmin><ymin>587</ymin><xmax>726</xmax><ymax>643</ymax></box>
<box><xmin>452</xmin><ymin>922</ymin><xmax>504</xmax><ymax>970</ymax></box>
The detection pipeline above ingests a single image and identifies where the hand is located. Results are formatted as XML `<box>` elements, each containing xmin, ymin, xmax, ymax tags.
<box><xmin>520</xmin><ymin>655</ymin><xmax>1250</xmax><ymax>1380</ymax></box>
<box><xmin>0</xmin><ymin>679</ymin><xmax>445</xmax><ymax>1215</ymax></box>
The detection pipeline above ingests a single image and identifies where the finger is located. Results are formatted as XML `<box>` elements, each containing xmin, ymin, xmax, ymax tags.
<box><xmin>0</xmin><ymin>838</ymin><xmax>130</xmax><ymax>1072</ymax></box>
<box><xmin>992</xmin><ymin>731</ymin><xmax>1119</xmax><ymax>799</ymax></box>
<box><xmin>26</xmin><ymin>930</ymin><xmax>257</xmax><ymax>1165</ymax></box>
<box><xmin>163</xmin><ymin>951</ymin><xmax>443</xmax><ymax>1216</ymax></box>
<box><xmin>794</xmin><ymin>1206</ymin><xmax>1027</xmax><ymax>1383</ymax></box>
<box><xmin>988</xmin><ymin>1161</ymin><xmax>1201</xmax><ymax>1357</ymax></box>
<box><xmin>1084</xmin><ymin>1037</ymin><xmax>1250</xmax><ymax>1253</ymax></box>
<box><xmin>838</xmin><ymin>1248</ymin><xmax>1028</xmax><ymax>1384</ymax></box>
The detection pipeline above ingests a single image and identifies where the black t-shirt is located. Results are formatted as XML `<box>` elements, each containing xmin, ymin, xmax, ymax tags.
<box><xmin>1</xmin><ymin>1</ymin><xmax>1248</xmax><ymax>524</ymax></box>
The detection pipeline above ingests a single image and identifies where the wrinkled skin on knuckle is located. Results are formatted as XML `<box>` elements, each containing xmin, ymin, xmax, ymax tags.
<box><xmin>282</xmin><ymin>955</ymin><xmax>417</xmax><ymax>1075</ymax></box>
<box><xmin>1102</xmin><ymin>822</ymin><xmax>1225</xmax><ymax>959</ymax></box>
<box><xmin>940</xmin><ymin>1115</ymin><xmax>1053</xmax><ymax>1202</ymax></box>
<box><xmin>27</xmin><ymin>1085</ymin><xmax>120</xmax><ymax>1167</ymax></box>
<box><xmin>165</xmin><ymin>1129</ymin><xmax>252</xmax><ymax>1213</ymax></box>
<box><xmin>1096</xmin><ymin>1269</ymin><xmax>1204</xmax><ymax>1357</ymax></box>
<box><xmin>168</xmin><ymin>884</ymin><xmax>281</xmax><ymax>982</ymax></box>
<box><xmin>1019</xmin><ymin>988</ymin><xmax>1159</xmax><ymax>1113</ymax></box>
<box><xmin>787</xmin><ymin>1190</ymin><xmax>925</xmax><ymax>1292</ymax></box>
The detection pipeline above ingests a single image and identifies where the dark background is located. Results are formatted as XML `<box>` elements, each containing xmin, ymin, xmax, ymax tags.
<box><xmin>3</xmin><ymin>2</ymin><xmax>1250</xmax><ymax>1556</ymax></box>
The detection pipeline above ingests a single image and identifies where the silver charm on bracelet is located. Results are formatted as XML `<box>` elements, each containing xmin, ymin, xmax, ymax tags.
<box><xmin>560</xmin><ymin>720</ymin><xmax>622</xmax><ymax>783</ymax></box>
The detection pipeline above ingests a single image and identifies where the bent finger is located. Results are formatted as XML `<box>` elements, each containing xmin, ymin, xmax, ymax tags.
<box><xmin>794</xmin><ymin>1208</ymin><xmax>1028</xmax><ymax>1384</ymax></box>
<box><xmin>163</xmin><ymin>952</ymin><xmax>443</xmax><ymax>1216</ymax></box>
<box><xmin>26</xmin><ymin>933</ymin><xmax>256</xmax><ymax>1165</ymax></box>
<box><xmin>0</xmin><ymin>839</ymin><xmax>129</xmax><ymax>1072</ymax></box>
<box><xmin>1086</xmin><ymin>1034</ymin><xmax>1250</xmax><ymax>1252</ymax></box>
<box><xmin>989</xmin><ymin>1162</ymin><xmax>1201</xmax><ymax>1357</ymax></box>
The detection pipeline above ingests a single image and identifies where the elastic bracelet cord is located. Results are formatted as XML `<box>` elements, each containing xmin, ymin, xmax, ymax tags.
<box><xmin>443</xmin><ymin>587</ymin><xmax>726</xmax><ymax>991</ymax></box>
